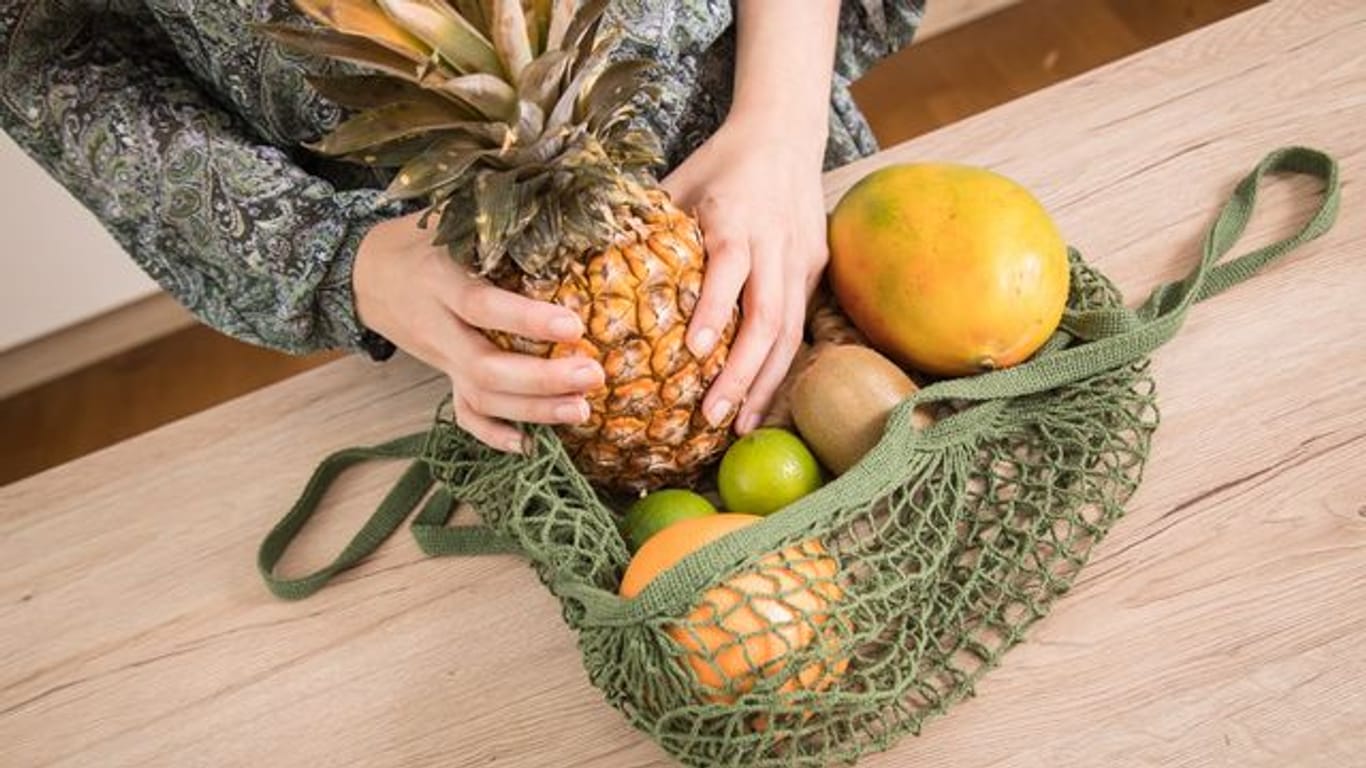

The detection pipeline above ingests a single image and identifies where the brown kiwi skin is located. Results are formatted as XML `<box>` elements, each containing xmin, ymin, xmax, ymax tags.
<box><xmin>790</xmin><ymin>345</ymin><xmax>928</xmax><ymax>475</ymax></box>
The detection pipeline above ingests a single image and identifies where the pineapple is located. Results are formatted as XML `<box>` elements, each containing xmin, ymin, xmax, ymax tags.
<box><xmin>259</xmin><ymin>0</ymin><xmax>737</xmax><ymax>492</ymax></box>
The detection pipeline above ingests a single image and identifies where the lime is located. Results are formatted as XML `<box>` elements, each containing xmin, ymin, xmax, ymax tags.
<box><xmin>717</xmin><ymin>428</ymin><xmax>824</xmax><ymax>516</ymax></box>
<box><xmin>623</xmin><ymin>489</ymin><xmax>717</xmax><ymax>551</ymax></box>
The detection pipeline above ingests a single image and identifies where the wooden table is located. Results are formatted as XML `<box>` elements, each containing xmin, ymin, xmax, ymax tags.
<box><xmin>3</xmin><ymin>2</ymin><xmax>1363</xmax><ymax>765</ymax></box>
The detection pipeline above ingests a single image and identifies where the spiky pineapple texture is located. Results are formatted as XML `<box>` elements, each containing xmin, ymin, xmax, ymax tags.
<box><xmin>259</xmin><ymin>0</ymin><xmax>664</xmax><ymax>279</ymax></box>
<box><xmin>261</xmin><ymin>0</ymin><xmax>741</xmax><ymax>493</ymax></box>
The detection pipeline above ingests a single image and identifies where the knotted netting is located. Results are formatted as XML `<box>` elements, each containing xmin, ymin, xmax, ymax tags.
<box><xmin>408</xmin><ymin>254</ymin><xmax>1156</xmax><ymax>766</ymax></box>
<box><xmin>259</xmin><ymin>147</ymin><xmax>1339</xmax><ymax>768</ymax></box>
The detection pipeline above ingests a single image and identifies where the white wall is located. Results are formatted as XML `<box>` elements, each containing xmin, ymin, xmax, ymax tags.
<box><xmin>0</xmin><ymin>130</ymin><xmax>161</xmax><ymax>353</ymax></box>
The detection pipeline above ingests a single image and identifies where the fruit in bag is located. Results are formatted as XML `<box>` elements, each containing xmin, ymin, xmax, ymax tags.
<box><xmin>829</xmin><ymin>163</ymin><xmax>1069</xmax><ymax>376</ymax></box>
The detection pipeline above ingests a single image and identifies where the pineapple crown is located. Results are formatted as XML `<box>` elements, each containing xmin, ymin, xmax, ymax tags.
<box><xmin>258</xmin><ymin>0</ymin><xmax>664</xmax><ymax>278</ymax></box>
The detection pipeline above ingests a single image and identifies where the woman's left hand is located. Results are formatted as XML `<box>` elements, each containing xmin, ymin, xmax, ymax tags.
<box><xmin>662</xmin><ymin>114</ymin><xmax>829</xmax><ymax>435</ymax></box>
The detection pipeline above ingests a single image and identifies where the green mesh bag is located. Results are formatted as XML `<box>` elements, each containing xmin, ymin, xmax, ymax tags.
<box><xmin>260</xmin><ymin>147</ymin><xmax>1339</xmax><ymax>767</ymax></box>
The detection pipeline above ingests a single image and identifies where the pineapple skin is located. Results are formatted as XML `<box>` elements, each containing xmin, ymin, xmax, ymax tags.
<box><xmin>260</xmin><ymin>0</ymin><xmax>734</xmax><ymax>492</ymax></box>
<box><xmin>488</xmin><ymin>192</ymin><xmax>737</xmax><ymax>494</ymax></box>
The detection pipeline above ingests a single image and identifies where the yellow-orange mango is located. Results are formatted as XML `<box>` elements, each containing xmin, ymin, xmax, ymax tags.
<box><xmin>828</xmin><ymin>163</ymin><xmax>1069</xmax><ymax>377</ymax></box>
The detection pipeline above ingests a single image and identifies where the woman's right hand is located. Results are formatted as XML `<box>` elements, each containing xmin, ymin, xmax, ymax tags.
<box><xmin>352</xmin><ymin>211</ymin><xmax>604</xmax><ymax>453</ymax></box>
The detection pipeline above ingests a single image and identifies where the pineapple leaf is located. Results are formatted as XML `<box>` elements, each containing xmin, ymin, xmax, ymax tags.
<box><xmin>442</xmin><ymin>122</ymin><xmax>518</xmax><ymax>147</ymax></box>
<box><xmin>543</xmin><ymin>0</ymin><xmax>574</xmax><ymax>51</ymax></box>
<box><xmin>590</xmin><ymin>100</ymin><xmax>642</xmax><ymax>136</ymax></box>
<box><xmin>474</xmin><ymin>170</ymin><xmax>518</xmax><ymax>272</ymax></box>
<box><xmin>256</xmin><ymin>23</ymin><xmax>426</xmax><ymax>82</ymax></box>
<box><xmin>305</xmin><ymin>73</ymin><xmax>474</xmax><ymax>114</ymax></box>
<box><xmin>545</xmin><ymin>26</ymin><xmax>618</xmax><ymax>134</ymax></box>
<box><xmin>385</xmin><ymin>137</ymin><xmax>491</xmax><ymax>200</ymax></box>
<box><xmin>342</xmin><ymin>134</ymin><xmax>438</xmax><ymax>167</ymax></box>
<box><xmin>439</xmin><ymin>73</ymin><xmax>518</xmax><ymax>119</ymax></box>
<box><xmin>605</xmin><ymin>128</ymin><xmax>662</xmax><ymax>170</ymax></box>
<box><xmin>275</xmin><ymin>0</ymin><xmax>661</xmax><ymax>278</ymax></box>
<box><xmin>527</xmin><ymin>0</ymin><xmax>552</xmax><ymax>54</ymax></box>
<box><xmin>434</xmin><ymin>192</ymin><xmax>477</xmax><ymax>250</ymax></box>
<box><xmin>376</xmin><ymin>0</ymin><xmax>502</xmax><ymax>75</ymax></box>
<box><xmin>293</xmin><ymin>0</ymin><xmax>429</xmax><ymax>61</ymax></box>
<box><xmin>513</xmin><ymin>99</ymin><xmax>546</xmax><ymax>144</ymax></box>
<box><xmin>451</xmin><ymin>0</ymin><xmax>490</xmax><ymax>36</ymax></box>
<box><xmin>461</xmin><ymin>121</ymin><xmax>519</xmax><ymax>145</ymax></box>
<box><xmin>563</xmin><ymin>0</ymin><xmax>610</xmax><ymax>55</ymax></box>
<box><xmin>516</xmin><ymin>49</ymin><xmax>570</xmax><ymax>114</ymax></box>
<box><xmin>507</xmin><ymin>132</ymin><xmax>566</xmax><ymax>166</ymax></box>
<box><xmin>307</xmin><ymin>101</ymin><xmax>483</xmax><ymax>155</ymax></box>
<box><xmin>580</xmin><ymin>58</ymin><xmax>651</xmax><ymax>127</ymax></box>
<box><xmin>438</xmin><ymin>222</ymin><xmax>477</xmax><ymax>260</ymax></box>
<box><xmin>489</xmin><ymin>0</ymin><xmax>534</xmax><ymax>82</ymax></box>
<box><xmin>506</xmin><ymin>181</ymin><xmax>546</xmax><ymax>271</ymax></box>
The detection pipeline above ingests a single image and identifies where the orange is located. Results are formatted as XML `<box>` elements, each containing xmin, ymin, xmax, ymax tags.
<box><xmin>717</xmin><ymin>428</ymin><xmax>823</xmax><ymax>516</ymax></box>
<box><xmin>828</xmin><ymin>163</ymin><xmax>1070</xmax><ymax>376</ymax></box>
<box><xmin>618</xmin><ymin>514</ymin><xmax>761</xmax><ymax>599</ymax></box>
<box><xmin>619</xmin><ymin>514</ymin><xmax>849</xmax><ymax>714</ymax></box>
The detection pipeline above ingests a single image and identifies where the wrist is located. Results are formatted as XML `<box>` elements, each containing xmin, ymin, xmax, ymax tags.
<box><xmin>722</xmin><ymin>104</ymin><xmax>830</xmax><ymax>164</ymax></box>
<box><xmin>728</xmin><ymin>0</ymin><xmax>838</xmax><ymax>163</ymax></box>
<box><xmin>352</xmin><ymin>218</ymin><xmax>388</xmax><ymax>328</ymax></box>
<box><xmin>351</xmin><ymin>220</ymin><xmax>398</xmax><ymax>361</ymax></box>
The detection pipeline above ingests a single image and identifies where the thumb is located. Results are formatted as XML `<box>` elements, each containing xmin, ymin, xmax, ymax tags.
<box><xmin>659</xmin><ymin>162</ymin><xmax>702</xmax><ymax>210</ymax></box>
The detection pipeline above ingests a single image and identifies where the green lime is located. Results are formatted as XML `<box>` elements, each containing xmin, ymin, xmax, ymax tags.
<box><xmin>717</xmin><ymin>428</ymin><xmax>824</xmax><ymax>516</ymax></box>
<box><xmin>623</xmin><ymin>489</ymin><xmax>717</xmax><ymax>551</ymax></box>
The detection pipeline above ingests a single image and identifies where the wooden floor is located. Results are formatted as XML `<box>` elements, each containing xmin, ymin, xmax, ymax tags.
<box><xmin>853</xmin><ymin>0</ymin><xmax>1266</xmax><ymax>147</ymax></box>
<box><xmin>0</xmin><ymin>0</ymin><xmax>1263</xmax><ymax>486</ymax></box>
<box><xmin>0</xmin><ymin>328</ymin><xmax>339</xmax><ymax>484</ymax></box>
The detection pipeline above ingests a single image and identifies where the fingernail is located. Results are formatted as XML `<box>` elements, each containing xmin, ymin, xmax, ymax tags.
<box><xmin>506</xmin><ymin>435</ymin><xmax>527</xmax><ymax>454</ymax></box>
<box><xmin>707</xmin><ymin>397</ymin><xmax>732</xmax><ymax>427</ymax></box>
<box><xmin>557</xmin><ymin>400</ymin><xmax>589</xmax><ymax>424</ymax></box>
<box><xmin>571</xmin><ymin>363</ymin><xmax>603</xmax><ymax>389</ymax></box>
<box><xmin>690</xmin><ymin>327</ymin><xmax>717</xmax><ymax>357</ymax></box>
<box><xmin>550</xmin><ymin>315</ymin><xmax>582</xmax><ymax>339</ymax></box>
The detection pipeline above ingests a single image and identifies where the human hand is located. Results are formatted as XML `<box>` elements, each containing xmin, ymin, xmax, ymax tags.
<box><xmin>662</xmin><ymin>114</ymin><xmax>830</xmax><ymax>435</ymax></box>
<box><xmin>352</xmin><ymin>211</ymin><xmax>605</xmax><ymax>452</ymax></box>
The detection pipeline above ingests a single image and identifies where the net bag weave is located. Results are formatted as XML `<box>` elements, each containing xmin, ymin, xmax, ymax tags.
<box><xmin>259</xmin><ymin>147</ymin><xmax>1339</xmax><ymax>767</ymax></box>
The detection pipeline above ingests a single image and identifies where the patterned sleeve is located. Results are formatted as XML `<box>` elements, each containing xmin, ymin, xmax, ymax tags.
<box><xmin>615</xmin><ymin>0</ymin><xmax>925</xmax><ymax>172</ymax></box>
<box><xmin>835</xmin><ymin>0</ymin><xmax>926</xmax><ymax>81</ymax></box>
<box><xmin>0</xmin><ymin>0</ymin><xmax>406</xmax><ymax>356</ymax></box>
<box><xmin>826</xmin><ymin>0</ymin><xmax>926</xmax><ymax>165</ymax></box>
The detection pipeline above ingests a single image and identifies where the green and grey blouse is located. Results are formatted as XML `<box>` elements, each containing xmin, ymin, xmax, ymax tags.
<box><xmin>0</xmin><ymin>0</ymin><xmax>922</xmax><ymax>356</ymax></box>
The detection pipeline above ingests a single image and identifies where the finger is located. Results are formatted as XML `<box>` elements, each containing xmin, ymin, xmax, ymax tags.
<box><xmin>659</xmin><ymin>160</ymin><xmax>702</xmax><ymax>211</ymax></box>
<box><xmin>465</xmin><ymin>351</ymin><xmax>605</xmax><ymax>396</ymax></box>
<box><xmin>804</xmin><ymin>245</ymin><xmax>827</xmax><ymax>298</ymax></box>
<box><xmin>806</xmin><ymin>214</ymin><xmax>830</xmax><ymax>298</ymax></box>
<box><xmin>406</xmin><ymin>300</ymin><xmax>477</xmax><ymax>373</ymax></box>
<box><xmin>447</xmin><ymin>275</ymin><xmax>584</xmax><ymax>343</ymax></box>
<box><xmin>452</xmin><ymin>392</ymin><xmax>526</xmax><ymax>454</ymax></box>
<box><xmin>688</xmin><ymin>200</ymin><xmax>750</xmax><ymax>359</ymax></box>
<box><xmin>463</xmin><ymin>390</ymin><xmax>591</xmax><ymax>427</ymax></box>
<box><xmin>702</xmin><ymin>238</ymin><xmax>783</xmax><ymax>427</ymax></box>
<box><xmin>659</xmin><ymin>168</ymin><xmax>693</xmax><ymax>209</ymax></box>
<box><xmin>735</xmin><ymin>277</ymin><xmax>807</xmax><ymax>434</ymax></box>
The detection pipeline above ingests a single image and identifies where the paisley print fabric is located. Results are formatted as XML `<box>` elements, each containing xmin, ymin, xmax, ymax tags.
<box><xmin>0</xmin><ymin>0</ymin><xmax>922</xmax><ymax>355</ymax></box>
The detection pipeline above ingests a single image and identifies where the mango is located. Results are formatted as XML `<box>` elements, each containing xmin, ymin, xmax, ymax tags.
<box><xmin>828</xmin><ymin>163</ymin><xmax>1070</xmax><ymax>377</ymax></box>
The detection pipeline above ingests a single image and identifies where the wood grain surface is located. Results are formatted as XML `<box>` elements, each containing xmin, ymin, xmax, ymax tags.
<box><xmin>3</xmin><ymin>2</ymin><xmax>1364</xmax><ymax>765</ymax></box>
<box><xmin>0</xmin><ymin>327</ymin><xmax>341</xmax><ymax>487</ymax></box>
<box><xmin>853</xmin><ymin>0</ymin><xmax>1266</xmax><ymax>147</ymax></box>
